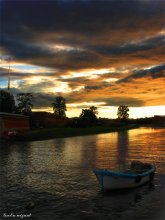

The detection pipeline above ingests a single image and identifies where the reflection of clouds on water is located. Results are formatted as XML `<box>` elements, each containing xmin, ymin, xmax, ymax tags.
<box><xmin>117</xmin><ymin>131</ymin><xmax>129</xmax><ymax>165</ymax></box>
<box><xmin>0</xmin><ymin>127</ymin><xmax>164</xmax><ymax>219</ymax></box>
<box><xmin>95</xmin><ymin>133</ymin><xmax>119</xmax><ymax>169</ymax></box>
<box><xmin>94</xmin><ymin>131</ymin><xmax>129</xmax><ymax>169</ymax></box>
<box><xmin>127</xmin><ymin>128</ymin><xmax>165</xmax><ymax>173</ymax></box>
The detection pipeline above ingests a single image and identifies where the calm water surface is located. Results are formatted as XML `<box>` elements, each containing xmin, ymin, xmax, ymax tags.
<box><xmin>0</xmin><ymin>127</ymin><xmax>165</xmax><ymax>220</ymax></box>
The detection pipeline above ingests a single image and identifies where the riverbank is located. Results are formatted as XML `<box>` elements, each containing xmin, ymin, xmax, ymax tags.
<box><xmin>13</xmin><ymin>124</ymin><xmax>139</xmax><ymax>142</ymax></box>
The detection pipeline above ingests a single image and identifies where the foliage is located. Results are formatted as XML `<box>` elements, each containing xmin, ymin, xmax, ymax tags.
<box><xmin>51</xmin><ymin>96</ymin><xmax>67</xmax><ymax>118</ymax></box>
<box><xmin>0</xmin><ymin>90</ymin><xmax>15</xmax><ymax>113</ymax></box>
<box><xmin>117</xmin><ymin>105</ymin><xmax>129</xmax><ymax>120</ymax></box>
<box><xmin>89</xmin><ymin>106</ymin><xmax>98</xmax><ymax>115</ymax></box>
<box><xmin>79</xmin><ymin>106</ymin><xmax>98</xmax><ymax>126</ymax></box>
<box><xmin>16</xmin><ymin>93</ymin><xmax>33</xmax><ymax>115</ymax></box>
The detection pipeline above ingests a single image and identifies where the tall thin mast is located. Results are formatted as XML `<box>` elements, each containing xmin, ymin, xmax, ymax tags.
<box><xmin>8</xmin><ymin>59</ymin><xmax>10</xmax><ymax>95</ymax></box>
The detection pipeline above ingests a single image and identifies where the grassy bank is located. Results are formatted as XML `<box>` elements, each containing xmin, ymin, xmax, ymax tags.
<box><xmin>15</xmin><ymin>124</ymin><xmax>139</xmax><ymax>142</ymax></box>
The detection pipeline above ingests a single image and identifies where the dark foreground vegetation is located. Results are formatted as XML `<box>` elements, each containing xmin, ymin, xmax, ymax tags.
<box><xmin>14</xmin><ymin>124</ymin><xmax>139</xmax><ymax>142</ymax></box>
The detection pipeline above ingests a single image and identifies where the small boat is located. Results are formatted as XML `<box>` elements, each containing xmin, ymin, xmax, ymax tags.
<box><xmin>93</xmin><ymin>161</ymin><xmax>156</xmax><ymax>191</ymax></box>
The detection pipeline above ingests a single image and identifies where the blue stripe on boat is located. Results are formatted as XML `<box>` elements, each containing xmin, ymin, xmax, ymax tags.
<box><xmin>93</xmin><ymin>165</ymin><xmax>155</xmax><ymax>179</ymax></box>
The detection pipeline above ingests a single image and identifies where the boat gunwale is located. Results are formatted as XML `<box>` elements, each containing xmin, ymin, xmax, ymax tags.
<box><xmin>93</xmin><ymin>165</ymin><xmax>156</xmax><ymax>179</ymax></box>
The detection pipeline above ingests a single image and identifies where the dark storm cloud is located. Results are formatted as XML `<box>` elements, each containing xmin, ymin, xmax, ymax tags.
<box><xmin>32</xmin><ymin>93</ymin><xmax>55</xmax><ymax>107</ymax></box>
<box><xmin>32</xmin><ymin>92</ymin><xmax>78</xmax><ymax>108</ymax></box>
<box><xmin>60</xmin><ymin>76</ymin><xmax>88</xmax><ymax>89</ymax></box>
<box><xmin>85</xmin><ymin>85</ymin><xmax>103</xmax><ymax>90</ymax></box>
<box><xmin>90</xmin><ymin>34</ymin><xmax>165</xmax><ymax>56</ymax></box>
<box><xmin>118</xmin><ymin>64</ymin><xmax>165</xmax><ymax>83</ymax></box>
<box><xmin>2</xmin><ymin>32</ymin><xmax>100</xmax><ymax>70</ymax></box>
<box><xmin>1</xmin><ymin>0</ymin><xmax>165</xmax><ymax>110</ymax></box>
<box><xmin>2</xmin><ymin>0</ymin><xmax>164</xmax><ymax>34</ymax></box>
<box><xmin>1</xmin><ymin>33</ymin><xmax>51</xmax><ymax>59</ymax></box>
<box><xmin>66</xmin><ymin>92</ymin><xmax>144</xmax><ymax>107</ymax></box>
<box><xmin>98</xmin><ymin>97</ymin><xmax>144</xmax><ymax>107</ymax></box>
<box><xmin>1</xmin><ymin>0</ymin><xmax>164</xmax><ymax>70</ymax></box>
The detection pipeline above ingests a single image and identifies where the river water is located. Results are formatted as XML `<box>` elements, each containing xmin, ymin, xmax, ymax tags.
<box><xmin>0</xmin><ymin>127</ymin><xmax>165</xmax><ymax>220</ymax></box>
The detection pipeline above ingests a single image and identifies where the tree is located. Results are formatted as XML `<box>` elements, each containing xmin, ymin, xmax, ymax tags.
<box><xmin>79</xmin><ymin>106</ymin><xmax>98</xmax><ymax>125</ymax></box>
<box><xmin>90</xmin><ymin>106</ymin><xmax>98</xmax><ymax>115</ymax></box>
<box><xmin>0</xmin><ymin>90</ymin><xmax>15</xmax><ymax>113</ymax></box>
<box><xmin>117</xmin><ymin>105</ymin><xmax>129</xmax><ymax>120</ymax></box>
<box><xmin>16</xmin><ymin>93</ymin><xmax>33</xmax><ymax>115</ymax></box>
<box><xmin>52</xmin><ymin>96</ymin><xmax>67</xmax><ymax>118</ymax></box>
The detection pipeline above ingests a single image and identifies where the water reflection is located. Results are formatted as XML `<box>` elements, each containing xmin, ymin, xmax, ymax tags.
<box><xmin>117</xmin><ymin>131</ymin><xmax>129</xmax><ymax>165</ymax></box>
<box><xmin>94</xmin><ymin>131</ymin><xmax>129</xmax><ymax>169</ymax></box>
<box><xmin>93</xmin><ymin>183</ymin><xmax>155</xmax><ymax>219</ymax></box>
<box><xmin>0</xmin><ymin>127</ymin><xmax>165</xmax><ymax>220</ymax></box>
<box><xmin>95</xmin><ymin>132</ymin><xmax>118</xmax><ymax>169</ymax></box>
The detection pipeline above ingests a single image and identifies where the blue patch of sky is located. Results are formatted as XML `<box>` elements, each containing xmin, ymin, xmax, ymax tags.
<box><xmin>13</xmin><ymin>64</ymin><xmax>42</xmax><ymax>71</ymax></box>
<box><xmin>12</xmin><ymin>64</ymin><xmax>54</xmax><ymax>74</ymax></box>
<box><xmin>0</xmin><ymin>79</ymin><xmax>24</xmax><ymax>88</ymax></box>
<box><xmin>1</xmin><ymin>61</ymin><xmax>42</xmax><ymax>72</ymax></box>
<box><xmin>0</xmin><ymin>80</ymin><xmax>7</xmax><ymax>88</ymax></box>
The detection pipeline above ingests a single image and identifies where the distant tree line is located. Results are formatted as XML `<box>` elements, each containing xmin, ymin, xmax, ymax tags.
<box><xmin>0</xmin><ymin>89</ymin><xmax>130</xmax><ymax>125</ymax></box>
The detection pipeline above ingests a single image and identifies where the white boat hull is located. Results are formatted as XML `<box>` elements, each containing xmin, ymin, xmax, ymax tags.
<box><xmin>94</xmin><ymin>164</ymin><xmax>156</xmax><ymax>191</ymax></box>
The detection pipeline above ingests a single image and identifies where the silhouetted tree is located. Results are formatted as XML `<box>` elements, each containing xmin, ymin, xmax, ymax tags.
<box><xmin>52</xmin><ymin>96</ymin><xmax>67</xmax><ymax>118</ymax></box>
<box><xmin>90</xmin><ymin>106</ymin><xmax>98</xmax><ymax>115</ymax></box>
<box><xmin>0</xmin><ymin>90</ymin><xmax>15</xmax><ymax>113</ymax></box>
<box><xmin>16</xmin><ymin>93</ymin><xmax>33</xmax><ymax>115</ymax></box>
<box><xmin>117</xmin><ymin>105</ymin><xmax>129</xmax><ymax>120</ymax></box>
<box><xmin>79</xmin><ymin>106</ymin><xmax>98</xmax><ymax>125</ymax></box>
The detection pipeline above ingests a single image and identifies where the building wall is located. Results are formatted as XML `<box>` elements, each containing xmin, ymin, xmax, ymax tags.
<box><xmin>0</xmin><ymin>113</ymin><xmax>29</xmax><ymax>136</ymax></box>
<box><xmin>31</xmin><ymin>112</ymin><xmax>69</xmax><ymax>127</ymax></box>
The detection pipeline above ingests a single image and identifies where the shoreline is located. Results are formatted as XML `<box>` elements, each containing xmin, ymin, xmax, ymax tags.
<box><xmin>11</xmin><ymin>124</ymin><xmax>139</xmax><ymax>142</ymax></box>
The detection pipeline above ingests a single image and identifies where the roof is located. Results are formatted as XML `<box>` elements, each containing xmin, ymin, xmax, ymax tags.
<box><xmin>0</xmin><ymin>112</ymin><xmax>29</xmax><ymax>118</ymax></box>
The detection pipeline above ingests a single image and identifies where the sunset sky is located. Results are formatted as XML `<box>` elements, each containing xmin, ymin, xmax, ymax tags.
<box><xmin>0</xmin><ymin>0</ymin><xmax>165</xmax><ymax>118</ymax></box>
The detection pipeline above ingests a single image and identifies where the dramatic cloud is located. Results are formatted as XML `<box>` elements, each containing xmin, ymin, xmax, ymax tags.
<box><xmin>118</xmin><ymin>64</ymin><xmax>165</xmax><ymax>83</ymax></box>
<box><xmin>0</xmin><ymin>0</ymin><xmax>165</xmax><ymax>117</ymax></box>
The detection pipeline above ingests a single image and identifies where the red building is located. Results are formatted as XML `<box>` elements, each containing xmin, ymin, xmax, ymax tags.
<box><xmin>31</xmin><ymin>112</ymin><xmax>68</xmax><ymax>128</ymax></box>
<box><xmin>0</xmin><ymin>112</ymin><xmax>29</xmax><ymax>137</ymax></box>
